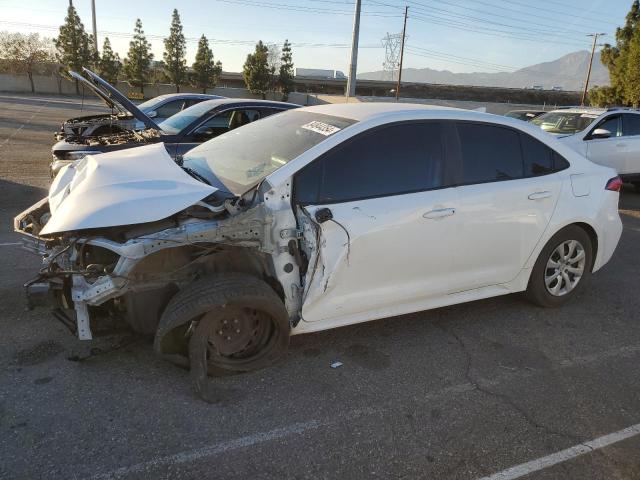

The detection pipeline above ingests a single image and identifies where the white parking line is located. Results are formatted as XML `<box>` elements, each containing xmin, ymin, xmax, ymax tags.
<box><xmin>86</xmin><ymin>343</ymin><xmax>640</xmax><ymax>480</ymax></box>
<box><xmin>89</xmin><ymin>419</ymin><xmax>325</xmax><ymax>480</ymax></box>
<box><xmin>0</xmin><ymin>242</ymin><xmax>21</xmax><ymax>246</ymax></box>
<box><xmin>477</xmin><ymin>423</ymin><xmax>640</xmax><ymax>480</ymax></box>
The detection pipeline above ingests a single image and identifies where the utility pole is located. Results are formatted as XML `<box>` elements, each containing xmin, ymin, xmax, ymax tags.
<box><xmin>395</xmin><ymin>6</ymin><xmax>408</xmax><ymax>101</ymax></box>
<box><xmin>346</xmin><ymin>0</ymin><xmax>361</xmax><ymax>98</ymax></box>
<box><xmin>91</xmin><ymin>0</ymin><xmax>98</xmax><ymax>53</ymax></box>
<box><xmin>581</xmin><ymin>32</ymin><xmax>606</xmax><ymax>106</ymax></box>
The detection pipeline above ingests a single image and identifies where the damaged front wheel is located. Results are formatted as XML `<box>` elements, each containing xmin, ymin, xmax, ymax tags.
<box><xmin>154</xmin><ymin>273</ymin><xmax>290</xmax><ymax>402</ymax></box>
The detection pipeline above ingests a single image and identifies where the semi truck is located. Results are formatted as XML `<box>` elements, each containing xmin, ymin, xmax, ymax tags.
<box><xmin>295</xmin><ymin>68</ymin><xmax>347</xmax><ymax>80</ymax></box>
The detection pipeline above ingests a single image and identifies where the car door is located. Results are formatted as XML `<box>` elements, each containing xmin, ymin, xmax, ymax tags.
<box><xmin>448</xmin><ymin>122</ymin><xmax>563</xmax><ymax>291</ymax></box>
<box><xmin>297</xmin><ymin>121</ymin><xmax>461</xmax><ymax>324</ymax></box>
<box><xmin>621</xmin><ymin>113</ymin><xmax>640</xmax><ymax>175</ymax></box>
<box><xmin>584</xmin><ymin>114</ymin><xmax>626</xmax><ymax>173</ymax></box>
<box><xmin>174</xmin><ymin>108</ymin><xmax>262</xmax><ymax>158</ymax></box>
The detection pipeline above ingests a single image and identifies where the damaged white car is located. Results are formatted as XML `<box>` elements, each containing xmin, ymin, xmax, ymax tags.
<box><xmin>15</xmin><ymin>103</ymin><xmax>623</xmax><ymax>399</ymax></box>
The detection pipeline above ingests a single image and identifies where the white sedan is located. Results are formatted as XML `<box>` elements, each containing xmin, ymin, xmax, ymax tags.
<box><xmin>15</xmin><ymin>103</ymin><xmax>623</xmax><ymax>399</ymax></box>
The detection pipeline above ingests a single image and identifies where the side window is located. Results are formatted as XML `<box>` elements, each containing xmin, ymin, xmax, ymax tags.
<box><xmin>183</xmin><ymin>98</ymin><xmax>203</xmax><ymax>108</ymax></box>
<box><xmin>553</xmin><ymin>152</ymin><xmax>570</xmax><ymax>171</ymax></box>
<box><xmin>520</xmin><ymin>133</ymin><xmax>570</xmax><ymax>176</ymax></box>
<box><xmin>260</xmin><ymin>108</ymin><xmax>285</xmax><ymax>118</ymax></box>
<box><xmin>623</xmin><ymin>114</ymin><xmax>640</xmax><ymax>137</ymax></box>
<box><xmin>521</xmin><ymin>134</ymin><xmax>553</xmax><ymax>176</ymax></box>
<box><xmin>192</xmin><ymin>109</ymin><xmax>261</xmax><ymax>141</ymax></box>
<box><xmin>294</xmin><ymin>122</ymin><xmax>445</xmax><ymax>204</ymax></box>
<box><xmin>155</xmin><ymin>100</ymin><xmax>185</xmax><ymax>118</ymax></box>
<box><xmin>593</xmin><ymin>115</ymin><xmax>622</xmax><ymax>138</ymax></box>
<box><xmin>455</xmin><ymin>123</ymin><xmax>523</xmax><ymax>184</ymax></box>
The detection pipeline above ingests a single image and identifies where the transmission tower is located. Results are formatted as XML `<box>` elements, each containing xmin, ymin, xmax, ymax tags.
<box><xmin>381</xmin><ymin>32</ymin><xmax>402</xmax><ymax>81</ymax></box>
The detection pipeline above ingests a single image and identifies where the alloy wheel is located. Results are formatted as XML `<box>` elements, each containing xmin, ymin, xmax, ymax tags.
<box><xmin>544</xmin><ymin>239</ymin><xmax>586</xmax><ymax>296</ymax></box>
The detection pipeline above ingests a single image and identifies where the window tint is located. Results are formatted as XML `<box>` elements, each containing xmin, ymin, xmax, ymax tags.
<box><xmin>521</xmin><ymin>134</ymin><xmax>553</xmax><ymax>176</ymax></box>
<box><xmin>155</xmin><ymin>100</ymin><xmax>185</xmax><ymax>118</ymax></box>
<box><xmin>259</xmin><ymin>108</ymin><xmax>284</xmax><ymax>118</ymax></box>
<box><xmin>456</xmin><ymin>123</ymin><xmax>523</xmax><ymax>184</ymax></box>
<box><xmin>553</xmin><ymin>151</ymin><xmax>570</xmax><ymax>170</ymax></box>
<box><xmin>295</xmin><ymin>122</ymin><xmax>445</xmax><ymax>204</ymax></box>
<box><xmin>623</xmin><ymin>114</ymin><xmax>640</xmax><ymax>136</ymax></box>
<box><xmin>194</xmin><ymin>109</ymin><xmax>261</xmax><ymax>139</ymax></box>
<box><xmin>184</xmin><ymin>98</ymin><xmax>203</xmax><ymax>108</ymax></box>
<box><xmin>594</xmin><ymin>115</ymin><xmax>621</xmax><ymax>137</ymax></box>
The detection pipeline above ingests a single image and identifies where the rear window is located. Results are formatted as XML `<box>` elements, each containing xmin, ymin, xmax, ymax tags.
<box><xmin>456</xmin><ymin>123</ymin><xmax>523</xmax><ymax>184</ymax></box>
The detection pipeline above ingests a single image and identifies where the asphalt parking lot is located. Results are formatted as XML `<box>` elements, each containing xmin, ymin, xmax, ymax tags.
<box><xmin>0</xmin><ymin>93</ymin><xmax>639</xmax><ymax>480</ymax></box>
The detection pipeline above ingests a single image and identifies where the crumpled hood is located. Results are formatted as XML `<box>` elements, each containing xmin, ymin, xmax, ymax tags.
<box><xmin>41</xmin><ymin>143</ymin><xmax>216</xmax><ymax>235</ymax></box>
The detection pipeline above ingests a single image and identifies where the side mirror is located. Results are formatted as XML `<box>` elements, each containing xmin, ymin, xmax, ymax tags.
<box><xmin>590</xmin><ymin>128</ymin><xmax>612</xmax><ymax>139</ymax></box>
<box><xmin>146</xmin><ymin>110</ymin><xmax>158</xmax><ymax>118</ymax></box>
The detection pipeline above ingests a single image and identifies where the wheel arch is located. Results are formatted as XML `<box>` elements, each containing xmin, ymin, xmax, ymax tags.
<box><xmin>572</xmin><ymin>221</ymin><xmax>599</xmax><ymax>272</ymax></box>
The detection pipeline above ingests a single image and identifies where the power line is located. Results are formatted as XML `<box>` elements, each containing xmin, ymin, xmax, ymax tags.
<box><xmin>0</xmin><ymin>20</ymin><xmax>383</xmax><ymax>49</ymax></box>
<box><xmin>371</xmin><ymin>0</ymin><xmax>601</xmax><ymax>45</ymax></box>
<box><xmin>209</xmin><ymin>0</ymin><xmax>402</xmax><ymax>17</ymax></box>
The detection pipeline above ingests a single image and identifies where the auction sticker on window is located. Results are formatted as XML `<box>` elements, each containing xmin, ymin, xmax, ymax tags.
<box><xmin>301</xmin><ymin>121</ymin><xmax>342</xmax><ymax>136</ymax></box>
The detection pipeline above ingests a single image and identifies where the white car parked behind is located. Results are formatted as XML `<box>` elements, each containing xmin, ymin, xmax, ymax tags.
<box><xmin>532</xmin><ymin>107</ymin><xmax>640</xmax><ymax>189</ymax></box>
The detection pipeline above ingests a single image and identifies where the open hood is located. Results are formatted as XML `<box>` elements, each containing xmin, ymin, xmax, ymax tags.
<box><xmin>42</xmin><ymin>143</ymin><xmax>216</xmax><ymax>235</ymax></box>
<box><xmin>71</xmin><ymin>68</ymin><xmax>160</xmax><ymax>130</ymax></box>
<box><xmin>69</xmin><ymin>70</ymin><xmax>125</xmax><ymax>114</ymax></box>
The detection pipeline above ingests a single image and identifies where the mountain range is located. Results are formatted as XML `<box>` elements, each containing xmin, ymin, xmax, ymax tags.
<box><xmin>358</xmin><ymin>50</ymin><xmax>610</xmax><ymax>91</ymax></box>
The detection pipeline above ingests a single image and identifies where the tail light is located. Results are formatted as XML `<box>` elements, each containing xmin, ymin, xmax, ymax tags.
<box><xmin>605</xmin><ymin>176</ymin><xmax>623</xmax><ymax>192</ymax></box>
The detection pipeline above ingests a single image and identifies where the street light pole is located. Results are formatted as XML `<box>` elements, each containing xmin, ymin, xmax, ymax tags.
<box><xmin>581</xmin><ymin>32</ymin><xmax>606</xmax><ymax>106</ymax></box>
<box><xmin>91</xmin><ymin>0</ymin><xmax>98</xmax><ymax>53</ymax></box>
<box><xmin>346</xmin><ymin>0</ymin><xmax>361</xmax><ymax>98</ymax></box>
<box><xmin>395</xmin><ymin>6</ymin><xmax>408</xmax><ymax>101</ymax></box>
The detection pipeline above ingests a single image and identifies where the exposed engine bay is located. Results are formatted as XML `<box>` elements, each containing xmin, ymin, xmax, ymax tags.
<box><xmin>54</xmin><ymin>113</ymin><xmax>136</xmax><ymax>141</ymax></box>
<box><xmin>14</xmin><ymin>144</ymin><xmax>305</xmax><ymax>372</ymax></box>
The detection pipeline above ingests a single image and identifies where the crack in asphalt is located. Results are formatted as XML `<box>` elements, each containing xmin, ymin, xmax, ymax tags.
<box><xmin>434</xmin><ymin>321</ymin><xmax>594</xmax><ymax>451</ymax></box>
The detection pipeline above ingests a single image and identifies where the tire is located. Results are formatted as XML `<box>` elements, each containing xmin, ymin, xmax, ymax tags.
<box><xmin>154</xmin><ymin>273</ymin><xmax>290</xmax><ymax>401</ymax></box>
<box><xmin>525</xmin><ymin>225</ymin><xmax>593</xmax><ymax>308</ymax></box>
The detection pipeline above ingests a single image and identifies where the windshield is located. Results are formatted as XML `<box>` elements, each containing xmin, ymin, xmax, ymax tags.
<box><xmin>158</xmin><ymin>101</ymin><xmax>216</xmax><ymax>134</ymax></box>
<box><xmin>531</xmin><ymin>112</ymin><xmax>598</xmax><ymax>134</ymax></box>
<box><xmin>182</xmin><ymin>110</ymin><xmax>357</xmax><ymax>195</ymax></box>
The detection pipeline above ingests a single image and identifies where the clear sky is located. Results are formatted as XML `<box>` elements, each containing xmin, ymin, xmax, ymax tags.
<box><xmin>0</xmin><ymin>0</ymin><xmax>633</xmax><ymax>74</ymax></box>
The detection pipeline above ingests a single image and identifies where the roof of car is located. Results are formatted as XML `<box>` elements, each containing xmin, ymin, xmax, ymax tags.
<box><xmin>544</xmin><ymin>107</ymin><xmax>606</xmax><ymax>115</ymax></box>
<box><xmin>191</xmin><ymin>98</ymin><xmax>300</xmax><ymax>109</ymax></box>
<box><xmin>506</xmin><ymin>109</ymin><xmax>545</xmax><ymax>113</ymax></box>
<box><xmin>147</xmin><ymin>93</ymin><xmax>223</xmax><ymax>101</ymax></box>
<box><xmin>299</xmin><ymin>102</ymin><xmax>462</xmax><ymax>121</ymax></box>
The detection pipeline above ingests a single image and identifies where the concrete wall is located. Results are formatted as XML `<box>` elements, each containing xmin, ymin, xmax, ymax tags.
<box><xmin>0</xmin><ymin>73</ymin><xmax>550</xmax><ymax>114</ymax></box>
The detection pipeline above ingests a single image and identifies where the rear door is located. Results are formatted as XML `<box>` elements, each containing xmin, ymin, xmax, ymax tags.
<box><xmin>448</xmin><ymin>122</ymin><xmax>563</xmax><ymax>290</ymax></box>
<box><xmin>585</xmin><ymin>114</ymin><xmax>626</xmax><ymax>173</ymax></box>
<box><xmin>298</xmin><ymin>121</ymin><xmax>461</xmax><ymax>324</ymax></box>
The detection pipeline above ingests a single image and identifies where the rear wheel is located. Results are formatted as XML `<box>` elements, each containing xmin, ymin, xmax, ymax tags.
<box><xmin>154</xmin><ymin>273</ymin><xmax>290</xmax><ymax>401</ymax></box>
<box><xmin>526</xmin><ymin>226</ymin><xmax>593</xmax><ymax>307</ymax></box>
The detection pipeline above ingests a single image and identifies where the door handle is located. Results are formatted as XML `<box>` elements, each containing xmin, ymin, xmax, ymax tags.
<box><xmin>423</xmin><ymin>208</ymin><xmax>456</xmax><ymax>219</ymax></box>
<box><xmin>616</xmin><ymin>143</ymin><xmax>627</xmax><ymax>148</ymax></box>
<box><xmin>528</xmin><ymin>191</ymin><xmax>552</xmax><ymax>200</ymax></box>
